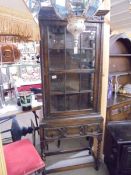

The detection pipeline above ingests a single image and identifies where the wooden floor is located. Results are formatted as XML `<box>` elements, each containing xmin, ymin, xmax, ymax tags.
<box><xmin>46</xmin><ymin>140</ymin><xmax>109</xmax><ymax>175</ymax></box>
<box><xmin>49</xmin><ymin>164</ymin><xmax>109</xmax><ymax>175</ymax></box>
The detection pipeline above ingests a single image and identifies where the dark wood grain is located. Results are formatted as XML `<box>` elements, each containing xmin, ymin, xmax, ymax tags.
<box><xmin>104</xmin><ymin>34</ymin><xmax>131</xmax><ymax>175</ymax></box>
<box><xmin>39</xmin><ymin>6</ymin><xmax>105</xmax><ymax>173</ymax></box>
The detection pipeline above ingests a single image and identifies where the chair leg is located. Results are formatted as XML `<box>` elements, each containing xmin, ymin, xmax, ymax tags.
<box><xmin>35</xmin><ymin>168</ymin><xmax>46</xmax><ymax>175</ymax></box>
<box><xmin>42</xmin><ymin>168</ymin><xmax>46</xmax><ymax>175</ymax></box>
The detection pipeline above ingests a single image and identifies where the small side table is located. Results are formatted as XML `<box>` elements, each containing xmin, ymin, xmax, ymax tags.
<box><xmin>104</xmin><ymin>121</ymin><xmax>131</xmax><ymax>175</ymax></box>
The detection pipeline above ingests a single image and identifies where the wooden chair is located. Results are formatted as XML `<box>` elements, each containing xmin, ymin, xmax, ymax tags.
<box><xmin>3</xmin><ymin>138</ymin><xmax>46</xmax><ymax>175</ymax></box>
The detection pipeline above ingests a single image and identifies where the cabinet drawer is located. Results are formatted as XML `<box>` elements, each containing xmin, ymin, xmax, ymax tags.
<box><xmin>107</xmin><ymin>103</ymin><xmax>131</xmax><ymax>121</ymax></box>
<box><xmin>40</xmin><ymin>115</ymin><xmax>103</xmax><ymax>141</ymax></box>
<box><xmin>110</xmin><ymin>113</ymin><xmax>131</xmax><ymax>121</ymax></box>
<box><xmin>42</xmin><ymin>123</ymin><xmax>102</xmax><ymax>140</ymax></box>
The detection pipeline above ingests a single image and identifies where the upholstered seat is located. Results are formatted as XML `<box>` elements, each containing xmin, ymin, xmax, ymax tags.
<box><xmin>4</xmin><ymin>139</ymin><xmax>45</xmax><ymax>175</ymax></box>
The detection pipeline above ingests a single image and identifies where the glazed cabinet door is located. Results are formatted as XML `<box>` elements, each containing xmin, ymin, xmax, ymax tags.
<box><xmin>42</xmin><ymin>22</ymin><xmax>102</xmax><ymax>117</ymax></box>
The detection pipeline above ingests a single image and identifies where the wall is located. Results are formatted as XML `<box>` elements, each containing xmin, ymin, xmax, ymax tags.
<box><xmin>100</xmin><ymin>0</ymin><xmax>110</xmax><ymax>151</ymax></box>
<box><xmin>0</xmin><ymin>134</ymin><xmax>7</xmax><ymax>175</ymax></box>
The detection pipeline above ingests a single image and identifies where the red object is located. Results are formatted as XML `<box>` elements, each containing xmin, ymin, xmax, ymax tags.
<box><xmin>4</xmin><ymin>139</ymin><xmax>45</xmax><ymax>175</ymax></box>
<box><xmin>17</xmin><ymin>84</ymin><xmax>42</xmax><ymax>92</ymax></box>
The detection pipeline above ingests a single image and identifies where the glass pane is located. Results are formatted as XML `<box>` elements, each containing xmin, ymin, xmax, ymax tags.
<box><xmin>65</xmin><ymin>94</ymin><xmax>79</xmax><ymax>110</ymax></box>
<box><xmin>48</xmin><ymin>26</ymin><xmax>65</xmax><ymax>49</ymax></box>
<box><xmin>80</xmin><ymin>49</ymin><xmax>95</xmax><ymax>69</ymax></box>
<box><xmin>66</xmin><ymin>73</ymin><xmax>80</xmax><ymax>92</ymax></box>
<box><xmin>48</xmin><ymin>24</ymin><xmax>97</xmax><ymax>113</ymax></box>
<box><xmin>49</xmin><ymin>50</ymin><xmax>65</xmax><ymax>69</ymax></box>
<box><xmin>66</xmin><ymin>31</ymin><xmax>80</xmax><ymax>69</ymax></box>
<box><xmin>65</xmin><ymin>27</ymin><xmax>96</xmax><ymax>70</ymax></box>
<box><xmin>80</xmin><ymin>93</ymin><xmax>93</xmax><ymax>110</ymax></box>
<box><xmin>80</xmin><ymin>27</ymin><xmax>96</xmax><ymax>69</ymax></box>
<box><xmin>80</xmin><ymin>73</ymin><xmax>94</xmax><ymax>91</ymax></box>
<box><xmin>51</xmin><ymin>95</ymin><xmax>65</xmax><ymax>112</ymax></box>
<box><xmin>66</xmin><ymin>49</ymin><xmax>81</xmax><ymax>69</ymax></box>
<box><xmin>48</xmin><ymin>26</ymin><xmax>65</xmax><ymax>69</ymax></box>
<box><xmin>65</xmin><ymin>31</ymin><xmax>75</xmax><ymax>50</ymax></box>
<box><xmin>81</xmin><ymin>30</ymin><xmax>96</xmax><ymax>49</ymax></box>
<box><xmin>50</xmin><ymin>74</ymin><xmax>65</xmax><ymax>93</ymax></box>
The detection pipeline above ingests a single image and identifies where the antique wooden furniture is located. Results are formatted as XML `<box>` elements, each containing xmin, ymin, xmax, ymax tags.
<box><xmin>39</xmin><ymin>6</ymin><xmax>106</xmax><ymax>172</ymax></box>
<box><xmin>104</xmin><ymin>34</ymin><xmax>131</xmax><ymax>174</ymax></box>
<box><xmin>105</xmin><ymin>121</ymin><xmax>131</xmax><ymax>175</ymax></box>
<box><xmin>106</xmin><ymin>34</ymin><xmax>131</xmax><ymax>122</ymax></box>
<box><xmin>106</xmin><ymin>96</ymin><xmax>131</xmax><ymax>122</ymax></box>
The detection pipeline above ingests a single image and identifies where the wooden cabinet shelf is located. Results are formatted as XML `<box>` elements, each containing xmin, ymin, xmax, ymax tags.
<box><xmin>50</xmin><ymin>90</ymin><xmax>93</xmax><ymax>95</ymax></box>
<box><xmin>50</xmin><ymin>68</ymin><xmax>95</xmax><ymax>73</ymax></box>
<box><xmin>109</xmin><ymin>71</ymin><xmax>131</xmax><ymax>76</ymax></box>
<box><xmin>110</xmin><ymin>54</ymin><xmax>131</xmax><ymax>57</ymax></box>
<box><xmin>49</xmin><ymin>48</ymin><xmax>95</xmax><ymax>50</ymax></box>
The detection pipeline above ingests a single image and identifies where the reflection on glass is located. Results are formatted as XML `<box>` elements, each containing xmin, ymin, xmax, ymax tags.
<box><xmin>66</xmin><ymin>31</ymin><xmax>74</xmax><ymax>49</ymax></box>
<box><xmin>66</xmin><ymin>73</ymin><xmax>80</xmax><ymax>92</ymax></box>
<box><xmin>81</xmin><ymin>50</ymin><xmax>94</xmax><ymax>69</ymax></box>
<box><xmin>66</xmin><ymin>94</ymin><xmax>79</xmax><ymax>110</ymax></box>
<box><xmin>80</xmin><ymin>93</ymin><xmax>93</xmax><ymax>109</ymax></box>
<box><xmin>50</xmin><ymin>91</ymin><xmax>93</xmax><ymax>112</ymax></box>
<box><xmin>51</xmin><ymin>95</ymin><xmax>65</xmax><ymax>112</ymax></box>
<box><xmin>66</xmin><ymin>50</ymin><xmax>80</xmax><ymax>69</ymax></box>
<box><xmin>80</xmin><ymin>29</ymin><xmax>96</xmax><ymax>69</ymax></box>
<box><xmin>48</xmin><ymin>26</ymin><xmax>65</xmax><ymax>49</ymax></box>
<box><xmin>66</xmin><ymin>31</ymin><xmax>81</xmax><ymax>69</ymax></box>
<box><xmin>81</xmin><ymin>73</ymin><xmax>94</xmax><ymax>91</ymax></box>
<box><xmin>48</xmin><ymin>26</ymin><xmax>65</xmax><ymax>69</ymax></box>
<box><xmin>81</xmin><ymin>30</ymin><xmax>96</xmax><ymax>48</ymax></box>
<box><xmin>49</xmin><ymin>50</ymin><xmax>65</xmax><ymax>69</ymax></box>
<box><xmin>48</xmin><ymin>25</ymin><xmax>97</xmax><ymax>112</ymax></box>
<box><xmin>50</xmin><ymin>74</ymin><xmax>65</xmax><ymax>93</ymax></box>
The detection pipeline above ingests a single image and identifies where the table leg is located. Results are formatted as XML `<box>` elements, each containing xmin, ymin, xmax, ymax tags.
<box><xmin>32</xmin><ymin>111</ymin><xmax>39</xmax><ymax>135</ymax></box>
<box><xmin>95</xmin><ymin>135</ymin><xmax>102</xmax><ymax>170</ymax></box>
<box><xmin>32</xmin><ymin>111</ymin><xmax>39</xmax><ymax>127</ymax></box>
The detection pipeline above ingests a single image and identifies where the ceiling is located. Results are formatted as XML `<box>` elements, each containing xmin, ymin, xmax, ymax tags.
<box><xmin>111</xmin><ymin>0</ymin><xmax>131</xmax><ymax>35</ymax></box>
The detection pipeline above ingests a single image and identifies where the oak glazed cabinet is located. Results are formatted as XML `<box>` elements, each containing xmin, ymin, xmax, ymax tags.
<box><xmin>104</xmin><ymin>34</ymin><xmax>131</xmax><ymax>175</ymax></box>
<box><xmin>39</xmin><ymin>7</ymin><xmax>105</xmax><ymax>171</ymax></box>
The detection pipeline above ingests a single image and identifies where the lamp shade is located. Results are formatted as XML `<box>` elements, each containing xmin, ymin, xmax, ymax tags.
<box><xmin>0</xmin><ymin>0</ymin><xmax>40</xmax><ymax>42</ymax></box>
<box><xmin>50</xmin><ymin>0</ymin><xmax>101</xmax><ymax>19</ymax></box>
<box><xmin>50</xmin><ymin>0</ymin><xmax>102</xmax><ymax>53</ymax></box>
